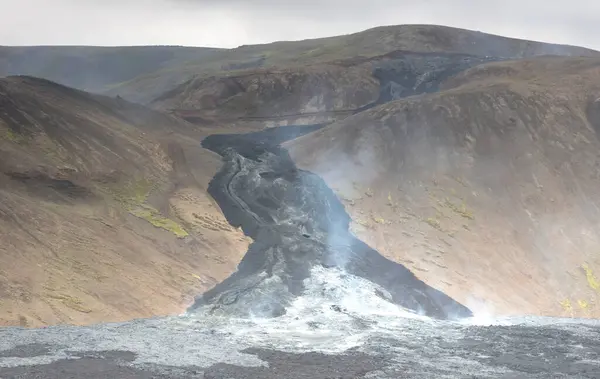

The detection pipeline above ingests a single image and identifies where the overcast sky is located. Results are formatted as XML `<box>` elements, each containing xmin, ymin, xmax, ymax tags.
<box><xmin>1</xmin><ymin>0</ymin><xmax>599</xmax><ymax>50</ymax></box>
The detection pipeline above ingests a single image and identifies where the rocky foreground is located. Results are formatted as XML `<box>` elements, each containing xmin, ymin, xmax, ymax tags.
<box><xmin>1</xmin><ymin>312</ymin><xmax>600</xmax><ymax>378</ymax></box>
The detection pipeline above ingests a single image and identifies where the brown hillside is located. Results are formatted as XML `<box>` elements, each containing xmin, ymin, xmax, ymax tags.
<box><xmin>286</xmin><ymin>56</ymin><xmax>600</xmax><ymax>318</ymax></box>
<box><xmin>0</xmin><ymin>76</ymin><xmax>250</xmax><ymax>327</ymax></box>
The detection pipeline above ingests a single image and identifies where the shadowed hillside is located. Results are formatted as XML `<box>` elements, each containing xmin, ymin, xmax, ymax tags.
<box><xmin>0</xmin><ymin>76</ymin><xmax>251</xmax><ymax>327</ymax></box>
<box><xmin>286</xmin><ymin>56</ymin><xmax>600</xmax><ymax>318</ymax></box>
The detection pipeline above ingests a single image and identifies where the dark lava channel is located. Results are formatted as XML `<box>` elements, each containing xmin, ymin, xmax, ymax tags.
<box><xmin>188</xmin><ymin>125</ymin><xmax>472</xmax><ymax>319</ymax></box>
<box><xmin>187</xmin><ymin>52</ymin><xmax>507</xmax><ymax>319</ymax></box>
<box><xmin>355</xmin><ymin>51</ymin><xmax>501</xmax><ymax>113</ymax></box>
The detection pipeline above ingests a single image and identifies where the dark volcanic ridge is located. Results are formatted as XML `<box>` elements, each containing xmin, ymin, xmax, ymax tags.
<box><xmin>187</xmin><ymin>126</ymin><xmax>472</xmax><ymax>320</ymax></box>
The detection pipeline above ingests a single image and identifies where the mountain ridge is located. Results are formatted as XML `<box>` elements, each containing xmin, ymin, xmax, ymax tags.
<box><xmin>3</xmin><ymin>24</ymin><xmax>599</xmax><ymax>105</ymax></box>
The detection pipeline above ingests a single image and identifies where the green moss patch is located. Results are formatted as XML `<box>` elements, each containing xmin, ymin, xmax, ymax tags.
<box><xmin>103</xmin><ymin>176</ymin><xmax>188</xmax><ymax>238</ymax></box>
<box><xmin>582</xmin><ymin>264</ymin><xmax>600</xmax><ymax>292</ymax></box>
<box><xmin>109</xmin><ymin>177</ymin><xmax>156</xmax><ymax>207</ymax></box>
<box><xmin>130</xmin><ymin>204</ymin><xmax>189</xmax><ymax>238</ymax></box>
<box><xmin>1</xmin><ymin>129</ymin><xmax>27</xmax><ymax>144</ymax></box>
<box><xmin>443</xmin><ymin>198</ymin><xmax>475</xmax><ymax>220</ymax></box>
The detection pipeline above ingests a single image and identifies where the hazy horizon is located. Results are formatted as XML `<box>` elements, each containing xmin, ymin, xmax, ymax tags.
<box><xmin>1</xmin><ymin>0</ymin><xmax>599</xmax><ymax>50</ymax></box>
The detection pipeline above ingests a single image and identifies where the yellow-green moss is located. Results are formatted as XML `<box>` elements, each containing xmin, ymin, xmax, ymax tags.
<box><xmin>387</xmin><ymin>192</ymin><xmax>394</xmax><ymax>206</ymax></box>
<box><xmin>443</xmin><ymin>197</ymin><xmax>474</xmax><ymax>220</ymax></box>
<box><xmin>372</xmin><ymin>215</ymin><xmax>386</xmax><ymax>224</ymax></box>
<box><xmin>452</xmin><ymin>176</ymin><xmax>468</xmax><ymax>187</ymax></box>
<box><xmin>355</xmin><ymin>218</ymin><xmax>371</xmax><ymax>228</ymax></box>
<box><xmin>114</xmin><ymin>178</ymin><xmax>155</xmax><ymax>206</ymax></box>
<box><xmin>130</xmin><ymin>205</ymin><xmax>189</xmax><ymax>238</ymax></box>
<box><xmin>2</xmin><ymin>129</ymin><xmax>26</xmax><ymax>144</ymax></box>
<box><xmin>103</xmin><ymin>176</ymin><xmax>188</xmax><ymax>238</ymax></box>
<box><xmin>559</xmin><ymin>299</ymin><xmax>573</xmax><ymax>315</ymax></box>
<box><xmin>104</xmin><ymin>177</ymin><xmax>160</xmax><ymax>212</ymax></box>
<box><xmin>577</xmin><ymin>299</ymin><xmax>590</xmax><ymax>309</ymax></box>
<box><xmin>425</xmin><ymin>217</ymin><xmax>442</xmax><ymax>231</ymax></box>
<box><xmin>582</xmin><ymin>264</ymin><xmax>600</xmax><ymax>292</ymax></box>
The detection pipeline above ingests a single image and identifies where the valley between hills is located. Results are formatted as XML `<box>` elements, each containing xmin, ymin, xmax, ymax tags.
<box><xmin>2</xmin><ymin>24</ymin><xmax>600</xmax><ymax>327</ymax></box>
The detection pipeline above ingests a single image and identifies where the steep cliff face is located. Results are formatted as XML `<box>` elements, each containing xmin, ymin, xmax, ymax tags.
<box><xmin>0</xmin><ymin>76</ymin><xmax>250</xmax><ymax>327</ymax></box>
<box><xmin>287</xmin><ymin>56</ymin><xmax>600</xmax><ymax>318</ymax></box>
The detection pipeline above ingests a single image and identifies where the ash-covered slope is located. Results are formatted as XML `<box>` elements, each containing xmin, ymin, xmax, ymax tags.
<box><xmin>187</xmin><ymin>126</ymin><xmax>472</xmax><ymax>319</ymax></box>
<box><xmin>287</xmin><ymin>56</ymin><xmax>600</xmax><ymax>318</ymax></box>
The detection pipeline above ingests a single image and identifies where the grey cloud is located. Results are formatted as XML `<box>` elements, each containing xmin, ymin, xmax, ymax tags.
<box><xmin>0</xmin><ymin>0</ymin><xmax>599</xmax><ymax>49</ymax></box>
